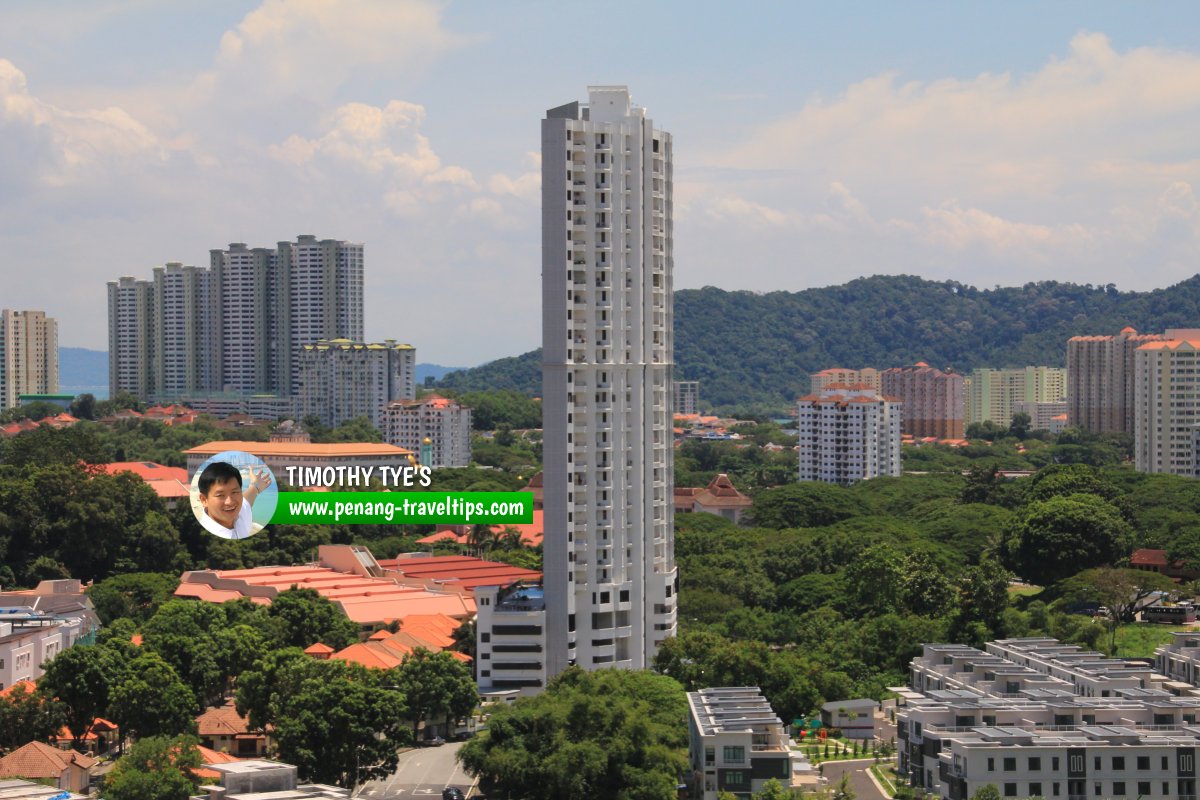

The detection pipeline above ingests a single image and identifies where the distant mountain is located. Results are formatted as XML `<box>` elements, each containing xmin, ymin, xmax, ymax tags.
<box><xmin>416</xmin><ymin>363</ymin><xmax>468</xmax><ymax>384</ymax></box>
<box><xmin>436</xmin><ymin>274</ymin><xmax>1200</xmax><ymax>410</ymax></box>
<box><xmin>59</xmin><ymin>347</ymin><xmax>108</xmax><ymax>398</ymax></box>
<box><xmin>438</xmin><ymin>351</ymin><xmax>542</xmax><ymax>395</ymax></box>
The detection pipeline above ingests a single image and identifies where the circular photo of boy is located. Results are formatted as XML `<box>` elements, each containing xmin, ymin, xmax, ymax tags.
<box><xmin>189</xmin><ymin>451</ymin><xmax>278</xmax><ymax>539</ymax></box>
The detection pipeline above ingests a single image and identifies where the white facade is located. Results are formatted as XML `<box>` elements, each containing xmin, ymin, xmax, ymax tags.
<box><xmin>0</xmin><ymin>606</ymin><xmax>96</xmax><ymax>691</ymax></box>
<box><xmin>475</xmin><ymin>584</ymin><xmax>548</xmax><ymax>695</ymax></box>
<box><xmin>687</xmin><ymin>687</ymin><xmax>795</xmax><ymax>800</ymax></box>
<box><xmin>536</xmin><ymin>85</ymin><xmax>677</xmax><ymax>684</ymax></box>
<box><xmin>796</xmin><ymin>387</ymin><xmax>901</xmax><ymax>485</ymax></box>
<box><xmin>1135</xmin><ymin>332</ymin><xmax>1200</xmax><ymax>475</ymax></box>
<box><xmin>0</xmin><ymin>310</ymin><xmax>59</xmax><ymax>410</ymax></box>
<box><xmin>384</xmin><ymin>396</ymin><xmax>472</xmax><ymax>468</ymax></box>
<box><xmin>296</xmin><ymin>339</ymin><xmax>415</xmax><ymax>430</ymax></box>
<box><xmin>900</xmin><ymin>640</ymin><xmax>1200</xmax><ymax>800</ymax></box>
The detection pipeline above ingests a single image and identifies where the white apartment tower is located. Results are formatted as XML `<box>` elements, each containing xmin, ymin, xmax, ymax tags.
<box><xmin>541</xmin><ymin>86</ymin><xmax>677</xmax><ymax>680</ymax></box>
<box><xmin>1134</xmin><ymin>330</ymin><xmax>1200</xmax><ymax>475</ymax></box>
<box><xmin>384</xmin><ymin>395</ymin><xmax>472</xmax><ymax>468</ymax></box>
<box><xmin>797</xmin><ymin>386</ymin><xmax>902</xmax><ymax>485</ymax></box>
<box><xmin>0</xmin><ymin>310</ymin><xmax>59</xmax><ymax>410</ymax></box>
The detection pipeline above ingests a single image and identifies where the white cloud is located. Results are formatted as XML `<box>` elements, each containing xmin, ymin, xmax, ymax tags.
<box><xmin>0</xmin><ymin>58</ymin><xmax>161</xmax><ymax>189</ymax></box>
<box><xmin>683</xmin><ymin>32</ymin><xmax>1200</xmax><ymax>291</ymax></box>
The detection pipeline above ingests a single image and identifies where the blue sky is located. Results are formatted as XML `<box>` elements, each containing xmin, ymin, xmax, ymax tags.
<box><xmin>3</xmin><ymin>1</ymin><xmax>1200</xmax><ymax>365</ymax></box>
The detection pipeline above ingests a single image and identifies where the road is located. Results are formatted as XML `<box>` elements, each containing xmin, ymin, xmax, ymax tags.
<box><xmin>356</xmin><ymin>742</ymin><xmax>475</xmax><ymax>799</ymax></box>
<box><xmin>821</xmin><ymin>758</ymin><xmax>888</xmax><ymax>800</ymax></box>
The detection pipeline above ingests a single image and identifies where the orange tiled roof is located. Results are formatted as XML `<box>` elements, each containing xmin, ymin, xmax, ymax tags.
<box><xmin>303</xmin><ymin>642</ymin><xmax>335</xmax><ymax>655</ymax></box>
<box><xmin>416</xmin><ymin>529</ymin><xmax>467</xmax><ymax>545</ymax></box>
<box><xmin>0</xmin><ymin>741</ymin><xmax>96</xmax><ymax>779</ymax></box>
<box><xmin>1138</xmin><ymin>339</ymin><xmax>1200</xmax><ymax>351</ymax></box>
<box><xmin>176</xmin><ymin>566</ymin><xmax>474</xmax><ymax>622</ymax></box>
<box><xmin>379</xmin><ymin>555</ymin><xmax>541</xmax><ymax>592</ymax></box>
<box><xmin>0</xmin><ymin>679</ymin><xmax>36</xmax><ymax>698</ymax></box>
<box><xmin>489</xmin><ymin>509</ymin><xmax>544</xmax><ymax>547</ymax></box>
<box><xmin>195</xmin><ymin>744</ymin><xmax>242</xmax><ymax>779</ymax></box>
<box><xmin>184</xmin><ymin>441</ymin><xmax>414</xmax><ymax>458</ymax></box>
<box><xmin>694</xmin><ymin>474</ymin><xmax>753</xmax><ymax>509</ymax></box>
<box><xmin>196</xmin><ymin>701</ymin><xmax>253</xmax><ymax>737</ymax></box>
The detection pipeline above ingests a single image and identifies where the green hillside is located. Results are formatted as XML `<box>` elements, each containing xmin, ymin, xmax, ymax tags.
<box><xmin>438</xmin><ymin>273</ymin><xmax>1200</xmax><ymax>410</ymax></box>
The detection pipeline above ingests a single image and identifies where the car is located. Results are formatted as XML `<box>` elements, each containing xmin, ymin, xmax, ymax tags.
<box><xmin>442</xmin><ymin>788</ymin><xmax>466</xmax><ymax>800</ymax></box>
<box><xmin>424</xmin><ymin>735</ymin><xmax>446</xmax><ymax>746</ymax></box>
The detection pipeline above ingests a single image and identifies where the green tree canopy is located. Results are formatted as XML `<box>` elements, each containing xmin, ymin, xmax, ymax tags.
<box><xmin>103</xmin><ymin>735</ymin><xmax>202</xmax><ymax>800</ymax></box>
<box><xmin>108</xmin><ymin>654</ymin><xmax>197</xmax><ymax>740</ymax></box>
<box><xmin>267</xmin><ymin>587</ymin><xmax>359</xmax><ymax>650</ymax></box>
<box><xmin>38</xmin><ymin>645</ymin><xmax>116</xmax><ymax>746</ymax></box>
<box><xmin>1002</xmin><ymin>494</ymin><xmax>1133</xmax><ymax>586</ymax></box>
<box><xmin>458</xmin><ymin>668</ymin><xmax>689</xmax><ymax>800</ymax></box>
<box><xmin>390</xmin><ymin>649</ymin><xmax>478</xmax><ymax>740</ymax></box>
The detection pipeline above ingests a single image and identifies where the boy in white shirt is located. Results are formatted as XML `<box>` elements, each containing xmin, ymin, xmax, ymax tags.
<box><xmin>196</xmin><ymin>461</ymin><xmax>272</xmax><ymax>540</ymax></box>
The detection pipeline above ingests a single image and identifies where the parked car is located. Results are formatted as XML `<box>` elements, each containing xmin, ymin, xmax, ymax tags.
<box><xmin>442</xmin><ymin>788</ymin><xmax>465</xmax><ymax>800</ymax></box>
<box><xmin>424</xmin><ymin>735</ymin><xmax>446</xmax><ymax>747</ymax></box>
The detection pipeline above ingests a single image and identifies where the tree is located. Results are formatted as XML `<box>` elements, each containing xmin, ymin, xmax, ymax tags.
<box><xmin>831</xmin><ymin>773</ymin><xmax>855</xmax><ymax>800</ymax></box>
<box><xmin>269</xmin><ymin>666</ymin><xmax>410</xmax><ymax>788</ymax></box>
<box><xmin>0</xmin><ymin>681</ymin><xmax>65</xmax><ymax>753</ymax></box>
<box><xmin>87</xmin><ymin>573</ymin><xmax>181</xmax><ymax>625</ymax></box>
<box><xmin>753</xmin><ymin>778</ymin><xmax>804</xmax><ymax>799</ymax></box>
<box><xmin>391</xmin><ymin>649</ymin><xmax>478</xmax><ymax>740</ymax></box>
<box><xmin>38</xmin><ymin>645</ymin><xmax>115</xmax><ymax>746</ymax></box>
<box><xmin>750</xmin><ymin>483</ymin><xmax>859</xmax><ymax>529</ymax></box>
<box><xmin>459</xmin><ymin>668</ymin><xmax>688</xmax><ymax>800</ymax></box>
<box><xmin>956</xmin><ymin>558</ymin><xmax>1011</xmax><ymax>632</ymax></box>
<box><xmin>108</xmin><ymin>654</ymin><xmax>197</xmax><ymax>740</ymax></box>
<box><xmin>1002</xmin><ymin>494</ymin><xmax>1132</xmax><ymax>586</ymax></box>
<box><xmin>1008</xmin><ymin>411</ymin><xmax>1032</xmax><ymax>440</ymax></box>
<box><xmin>1060</xmin><ymin>567</ymin><xmax>1177</xmax><ymax>654</ymax></box>
<box><xmin>971</xmin><ymin>785</ymin><xmax>1002</xmax><ymax>800</ymax></box>
<box><xmin>103</xmin><ymin>735</ymin><xmax>202</xmax><ymax>800</ymax></box>
<box><xmin>70</xmin><ymin>393</ymin><xmax>97</xmax><ymax>420</ymax></box>
<box><xmin>267</xmin><ymin>587</ymin><xmax>359</xmax><ymax>650</ymax></box>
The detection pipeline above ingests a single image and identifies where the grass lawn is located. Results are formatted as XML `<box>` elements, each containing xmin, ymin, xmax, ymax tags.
<box><xmin>870</xmin><ymin>764</ymin><xmax>898</xmax><ymax>795</ymax></box>
<box><xmin>1112</xmin><ymin>623</ymin><xmax>1190</xmax><ymax>658</ymax></box>
<box><xmin>1007</xmin><ymin>584</ymin><xmax>1042</xmax><ymax>598</ymax></box>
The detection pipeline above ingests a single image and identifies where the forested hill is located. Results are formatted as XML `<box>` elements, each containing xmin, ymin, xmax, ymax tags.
<box><xmin>438</xmin><ymin>274</ymin><xmax>1200</xmax><ymax>410</ymax></box>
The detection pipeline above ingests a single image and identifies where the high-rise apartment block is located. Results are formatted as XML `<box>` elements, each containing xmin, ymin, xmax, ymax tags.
<box><xmin>965</xmin><ymin>367</ymin><xmax>1066</xmax><ymax>427</ymax></box>
<box><xmin>810</xmin><ymin>367</ymin><xmax>881</xmax><ymax>393</ymax></box>
<box><xmin>1134</xmin><ymin>330</ymin><xmax>1200</xmax><ymax>475</ymax></box>
<box><xmin>0</xmin><ymin>310</ymin><xmax>59</xmax><ymax>410</ymax></box>
<box><xmin>1068</xmin><ymin>327</ymin><xmax>1166</xmax><ymax>434</ymax></box>
<box><xmin>108</xmin><ymin>236</ymin><xmax>363</xmax><ymax>403</ymax></box>
<box><xmin>478</xmin><ymin>86</ymin><xmax>677</xmax><ymax>695</ymax></box>
<box><xmin>295</xmin><ymin>339</ymin><xmax>415</xmax><ymax>430</ymax></box>
<box><xmin>673</xmin><ymin>380</ymin><xmax>699</xmax><ymax>416</ymax></box>
<box><xmin>881</xmin><ymin>362</ymin><xmax>964</xmax><ymax>439</ymax></box>
<box><xmin>797</xmin><ymin>386</ymin><xmax>902</xmax><ymax>485</ymax></box>
<box><xmin>384</xmin><ymin>395</ymin><xmax>472</xmax><ymax>468</ymax></box>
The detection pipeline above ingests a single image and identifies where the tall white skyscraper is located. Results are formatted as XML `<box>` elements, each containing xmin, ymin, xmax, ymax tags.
<box><xmin>541</xmin><ymin>86</ymin><xmax>677</xmax><ymax>678</ymax></box>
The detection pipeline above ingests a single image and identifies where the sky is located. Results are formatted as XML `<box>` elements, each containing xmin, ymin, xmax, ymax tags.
<box><xmin>3</xmin><ymin>1</ymin><xmax>1200</xmax><ymax>366</ymax></box>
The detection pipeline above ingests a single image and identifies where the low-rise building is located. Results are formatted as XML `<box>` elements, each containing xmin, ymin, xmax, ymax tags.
<box><xmin>0</xmin><ymin>778</ymin><xmax>86</xmax><ymax>799</ymax></box>
<box><xmin>899</xmin><ymin>639</ymin><xmax>1200</xmax><ymax>800</ymax></box>
<box><xmin>184</xmin><ymin>440</ymin><xmax>415</xmax><ymax>479</ymax></box>
<box><xmin>675</xmin><ymin>474</ymin><xmax>753</xmax><ymax>524</ymax></box>
<box><xmin>474</xmin><ymin>582</ymin><xmax>547</xmax><ymax>696</ymax></box>
<box><xmin>0</xmin><ymin>741</ymin><xmax>95</xmax><ymax>795</ymax></box>
<box><xmin>0</xmin><ymin>584</ymin><xmax>99</xmax><ymax>690</ymax></box>
<box><xmin>687</xmin><ymin>686</ymin><xmax>797</xmax><ymax>800</ymax></box>
<box><xmin>820</xmin><ymin>698</ymin><xmax>878</xmax><ymax>740</ymax></box>
<box><xmin>191</xmin><ymin>760</ymin><xmax>348</xmax><ymax>800</ymax></box>
<box><xmin>196</xmin><ymin>701</ymin><xmax>270</xmax><ymax>757</ymax></box>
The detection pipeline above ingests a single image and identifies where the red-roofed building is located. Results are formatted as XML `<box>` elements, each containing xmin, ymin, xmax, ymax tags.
<box><xmin>1131</xmin><ymin>548</ymin><xmax>1199</xmax><ymax>582</ymax></box>
<box><xmin>176</xmin><ymin>546</ymin><xmax>475</xmax><ymax>634</ymax></box>
<box><xmin>377</xmin><ymin>554</ymin><xmax>541</xmax><ymax>597</ymax></box>
<box><xmin>0</xmin><ymin>741</ymin><xmax>96</xmax><ymax>794</ymax></box>
<box><xmin>489</xmin><ymin>509</ymin><xmax>544</xmax><ymax>548</ymax></box>
<box><xmin>96</xmin><ymin>461</ymin><xmax>191</xmax><ymax>507</ymax></box>
<box><xmin>196</xmin><ymin>701</ymin><xmax>269</xmax><ymax>757</ymax></box>
<box><xmin>688</xmin><ymin>474</ymin><xmax>753</xmax><ymax>524</ymax></box>
<box><xmin>195</xmin><ymin>744</ymin><xmax>242</xmax><ymax>780</ymax></box>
